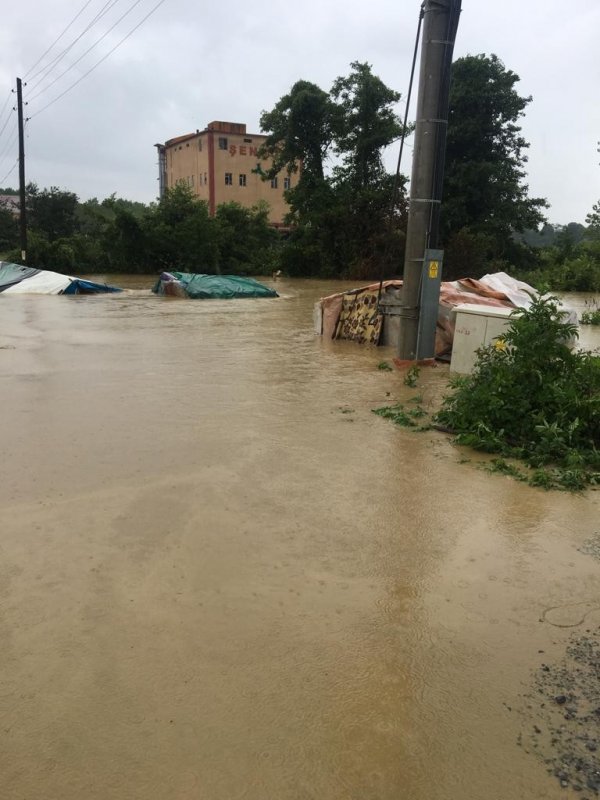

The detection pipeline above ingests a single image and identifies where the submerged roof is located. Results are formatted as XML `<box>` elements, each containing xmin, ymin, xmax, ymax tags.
<box><xmin>152</xmin><ymin>272</ymin><xmax>278</xmax><ymax>300</ymax></box>
<box><xmin>0</xmin><ymin>261</ymin><xmax>122</xmax><ymax>295</ymax></box>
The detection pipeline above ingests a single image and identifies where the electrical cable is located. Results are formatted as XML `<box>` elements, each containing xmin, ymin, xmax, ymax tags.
<box><xmin>28</xmin><ymin>0</ymin><xmax>169</xmax><ymax>119</ymax></box>
<box><xmin>0</xmin><ymin>158</ymin><xmax>18</xmax><ymax>186</ymax></box>
<box><xmin>0</xmin><ymin>117</ymin><xmax>19</xmax><ymax>160</ymax></box>
<box><xmin>376</xmin><ymin>6</ymin><xmax>423</xmax><ymax>309</ymax></box>
<box><xmin>23</xmin><ymin>0</ymin><xmax>97</xmax><ymax>80</ymax></box>
<box><xmin>28</xmin><ymin>0</ymin><xmax>145</xmax><ymax>103</ymax></box>
<box><xmin>0</xmin><ymin>90</ymin><xmax>13</xmax><ymax>130</ymax></box>
<box><xmin>26</xmin><ymin>0</ymin><xmax>122</xmax><ymax>90</ymax></box>
<box><xmin>0</xmin><ymin>121</ymin><xmax>18</xmax><ymax>168</ymax></box>
<box><xmin>0</xmin><ymin>106</ymin><xmax>15</xmax><ymax>143</ymax></box>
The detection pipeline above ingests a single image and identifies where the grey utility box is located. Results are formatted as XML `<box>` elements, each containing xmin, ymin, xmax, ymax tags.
<box><xmin>450</xmin><ymin>304</ymin><xmax>518</xmax><ymax>374</ymax></box>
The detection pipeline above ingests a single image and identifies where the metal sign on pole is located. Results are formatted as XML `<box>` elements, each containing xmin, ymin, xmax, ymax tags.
<box><xmin>416</xmin><ymin>249</ymin><xmax>443</xmax><ymax>358</ymax></box>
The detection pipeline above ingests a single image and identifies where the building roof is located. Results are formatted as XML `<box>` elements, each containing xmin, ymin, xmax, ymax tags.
<box><xmin>0</xmin><ymin>195</ymin><xmax>20</xmax><ymax>215</ymax></box>
<box><xmin>163</xmin><ymin>122</ymin><xmax>265</xmax><ymax>149</ymax></box>
<box><xmin>164</xmin><ymin>132</ymin><xmax>199</xmax><ymax>148</ymax></box>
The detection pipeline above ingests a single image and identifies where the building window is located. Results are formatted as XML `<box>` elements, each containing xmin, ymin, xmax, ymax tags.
<box><xmin>225</xmin><ymin>173</ymin><xmax>233</xmax><ymax>186</ymax></box>
<box><xmin>270</xmin><ymin>177</ymin><xmax>278</xmax><ymax>189</ymax></box>
<box><xmin>284</xmin><ymin>176</ymin><xmax>291</xmax><ymax>190</ymax></box>
<box><xmin>204</xmin><ymin>172</ymin><xmax>207</xmax><ymax>185</ymax></box>
<box><xmin>198</xmin><ymin>139</ymin><xmax>202</xmax><ymax>151</ymax></box>
<box><xmin>243</xmin><ymin>138</ymin><xmax>253</xmax><ymax>143</ymax></box>
<box><xmin>239</xmin><ymin>174</ymin><xmax>247</xmax><ymax>187</ymax></box>
<box><xmin>218</xmin><ymin>137</ymin><xmax>228</xmax><ymax>150</ymax></box>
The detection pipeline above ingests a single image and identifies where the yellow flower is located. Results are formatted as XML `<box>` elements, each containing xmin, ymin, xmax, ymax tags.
<box><xmin>494</xmin><ymin>338</ymin><xmax>507</xmax><ymax>351</ymax></box>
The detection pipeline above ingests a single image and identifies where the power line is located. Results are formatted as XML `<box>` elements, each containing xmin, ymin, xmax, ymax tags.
<box><xmin>0</xmin><ymin>158</ymin><xmax>18</xmax><ymax>187</ymax></box>
<box><xmin>29</xmin><ymin>0</ymin><xmax>169</xmax><ymax>119</ymax></box>
<box><xmin>0</xmin><ymin>90</ymin><xmax>13</xmax><ymax>130</ymax></box>
<box><xmin>23</xmin><ymin>0</ymin><xmax>97</xmax><ymax>80</ymax></box>
<box><xmin>0</xmin><ymin>106</ymin><xmax>15</xmax><ymax>143</ymax></box>
<box><xmin>0</xmin><ymin>126</ymin><xmax>19</xmax><ymax>174</ymax></box>
<box><xmin>28</xmin><ymin>0</ymin><xmax>146</xmax><ymax>103</ymax></box>
<box><xmin>27</xmin><ymin>0</ymin><xmax>122</xmax><ymax>90</ymax></box>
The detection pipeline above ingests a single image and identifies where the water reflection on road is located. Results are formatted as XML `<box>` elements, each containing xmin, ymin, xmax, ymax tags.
<box><xmin>0</xmin><ymin>276</ymin><xmax>598</xmax><ymax>800</ymax></box>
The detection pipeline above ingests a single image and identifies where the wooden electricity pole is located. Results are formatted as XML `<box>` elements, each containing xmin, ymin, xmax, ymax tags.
<box><xmin>16</xmin><ymin>77</ymin><xmax>27</xmax><ymax>264</ymax></box>
<box><xmin>397</xmin><ymin>0</ymin><xmax>461</xmax><ymax>360</ymax></box>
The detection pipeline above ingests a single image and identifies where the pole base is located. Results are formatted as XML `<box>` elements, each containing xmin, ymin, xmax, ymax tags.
<box><xmin>392</xmin><ymin>357</ymin><xmax>437</xmax><ymax>369</ymax></box>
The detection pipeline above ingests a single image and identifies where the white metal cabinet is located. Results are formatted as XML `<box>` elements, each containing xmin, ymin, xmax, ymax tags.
<box><xmin>450</xmin><ymin>304</ymin><xmax>518</xmax><ymax>374</ymax></box>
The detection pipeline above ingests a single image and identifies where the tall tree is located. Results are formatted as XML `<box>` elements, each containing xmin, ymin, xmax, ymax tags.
<box><xmin>259</xmin><ymin>80</ymin><xmax>341</xmax><ymax>227</ymax></box>
<box><xmin>585</xmin><ymin>142</ymin><xmax>600</xmax><ymax>237</ymax></box>
<box><xmin>331</xmin><ymin>61</ymin><xmax>402</xmax><ymax>189</ymax></box>
<box><xmin>260</xmin><ymin>64</ymin><xmax>407</xmax><ymax>277</ymax></box>
<box><xmin>259</xmin><ymin>80</ymin><xmax>338</xmax><ymax>186</ymax></box>
<box><xmin>442</xmin><ymin>54</ymin><xmax>547</xmax><ymax>275</ymax></box>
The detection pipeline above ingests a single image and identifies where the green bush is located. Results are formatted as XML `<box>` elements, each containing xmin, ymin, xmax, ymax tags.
<box><xmin>436</xmin><ymin>295</ymin><xmax>600</xmax><ymax>489</ymax></box>
<box><xmin>581</xmin><ymin>308</ymin><xmax>600</xmax><ymax>325</ymax></box>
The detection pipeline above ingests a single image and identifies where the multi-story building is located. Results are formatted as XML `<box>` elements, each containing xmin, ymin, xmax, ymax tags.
<box><xmin>154</xmin><ymin>121</ymin><xmax>296</xmax><ymax>226</ymax></box>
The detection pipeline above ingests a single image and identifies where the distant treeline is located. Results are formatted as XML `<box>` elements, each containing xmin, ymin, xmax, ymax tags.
<box><xmin>1</xmin><ymin>54</ymin><xmax>599</xmax><ymax>290</ymax></box>
<box><xmin>0</xmin><ymin>184</ymin><xmax>280</xmax><ymax>276</ymax></box>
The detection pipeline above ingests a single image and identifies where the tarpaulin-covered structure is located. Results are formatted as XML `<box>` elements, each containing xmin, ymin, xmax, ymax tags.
<box><xmin>152</xmin><ymin>272</ymin><xmax>278</xmax><ymax>299</ymax></box>
<box><xmin>313</xmin><ymin>272</ymin><xmax>551</xmax><ymax>357</ymax></box>
<box><xmin>0</xmin><ymin>262</ymin><xmax>122</xmax><ymax>295</ymax></box>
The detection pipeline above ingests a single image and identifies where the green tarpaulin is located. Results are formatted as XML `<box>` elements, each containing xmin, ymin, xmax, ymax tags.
<box><xmin>152</xmin><ymin>272</ymin><xmax>278</xmax><ymax>299</ymax></box>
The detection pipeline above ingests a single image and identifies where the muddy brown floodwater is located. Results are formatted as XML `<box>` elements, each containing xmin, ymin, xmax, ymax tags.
<box><xmin>1</xmin><ymin>276</ymin><xmax>599</xmax><ymax>800</ymax></box>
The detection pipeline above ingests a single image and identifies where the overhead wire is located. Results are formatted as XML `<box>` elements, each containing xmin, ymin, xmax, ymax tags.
<box><xmin>26</xmin><ymin>0</ymin><xmax>122</xmax><ymax>91</ymax></box>
<box><xmin>28</xmin><ymin>0</ymin><xmax>146</xmax><ymax>103</ymax></box>
<box><xmin>0</xmin><ymin>122</ymin><xmax>19</xmax><ymax>172</ymax></box>
<box><xmin>23</xmin><ymin>0</ymin><xmax>97</xmax><ymax>80</ymax></box>
<box><xmin>0</xmin><ymin>90</ymin><xmax>14</xmax><ymax>130</ymax></box>
<box><xmin>29</xmin><ymin>0</ymin><xmax>169</xmax><ymax>119</ymax></box>
<box><xmin>376</xmin><ymin>6</ymin><xmax>424</xmax><ymax>306</ymax></box>
<box><xmin>26</xmin><ymin>0</ymin><xmax>122</xmax><ymax>92</ymax></box>
<box><xmin>0</xmin><ymin>158</ymin><xmax>19</xmax><ymax>187</ymax></box>
<box><xmin>0</xmin><ymin>105</ymin><xmax>15</xmax><ymax>143</ymax></box>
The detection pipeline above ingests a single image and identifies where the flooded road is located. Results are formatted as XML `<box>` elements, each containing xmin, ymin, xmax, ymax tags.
<box><xmin>1</xmin><ymin>277</ymin><xmax>599</xmax><ymax>800</ymax></box>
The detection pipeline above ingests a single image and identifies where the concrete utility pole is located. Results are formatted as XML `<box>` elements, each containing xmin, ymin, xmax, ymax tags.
<box><xmin>16</xmin><ymin>77</ymin><xmax>27</xmax><ymax>264</ymax></box>
<box><xmin>397</xmin><ymin>0</ymin><xmax>461</xmax><ymax>360</ymax></box>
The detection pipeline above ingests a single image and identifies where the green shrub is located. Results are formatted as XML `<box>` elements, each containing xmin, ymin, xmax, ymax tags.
<box><xmin>581</xmin><ymin>307</ymin><xmax>600</xmax><ymax>325</ymax></box>
<box><xmin>436</xmin><ymin>295</ymin><xmax>600</xmax><ymax>489</ymax></box>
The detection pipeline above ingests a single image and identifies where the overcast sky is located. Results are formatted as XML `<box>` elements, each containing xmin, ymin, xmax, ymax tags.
<box><xmin>1</xmin><ymin>0</ymin><xmax>598</xmax><ymax>224</ymax></box>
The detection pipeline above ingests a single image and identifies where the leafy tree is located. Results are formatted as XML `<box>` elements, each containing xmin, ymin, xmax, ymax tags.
<box><xmin>103</xmin><ymin>209</ymin><xmax>147</xmax><ymax>272</ymax></box>
<box><xmin>0</xmin><ymin>206</ymin><xmax>18</xmax><ymax>252</ymax></box>
<box><xmin>586</xmin><ymin>201</ymin><xmax>600</xmax><ymax>237</ymax></box>
<box><xmin>260</xmin><ymin>63</ymin><xmax>407</xmax><ymax>277</ymax></box>
<box><xmin>331</xmin><ymin>61</ymin><xmax>402</xmax><ymax>189</ymax></box>
<box><xmin>101</xmin><ymin>193</ymin><xmax>147</xmax><ymax>219</ymax></box>
<box><xmin>584</xmin><ymin>142</ymin><xmax>600</xmax><ymax>235</ymax></box>
<box><xmin>143</xmin><ymin>184</ymin><xmax>219</xmax><ymax>272</ymax></box>
<box><xmin>259</xmin><ymin>80</ymin><xmax>339</xmax><ymax>190</ymax></box>
<box><xmin>26</xmin><ymin>183</ymin><xmax>79</xmax><ymax>242</ymax></box>
<box><xmin>442</xmin><ymin>54</ymin><xmax>547</xmax><ymax>277</ymax></box>
<box><xmin>214</xmin><ymin>201</ymin><xmax>279</xmax><ymax>274</ymax></box>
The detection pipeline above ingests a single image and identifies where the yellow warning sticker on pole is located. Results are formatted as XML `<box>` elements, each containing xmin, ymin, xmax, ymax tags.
<box><xmin>428</xmin><ymin>260</ymin><xmax>439</xmax><ymax>278</ymax></box>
